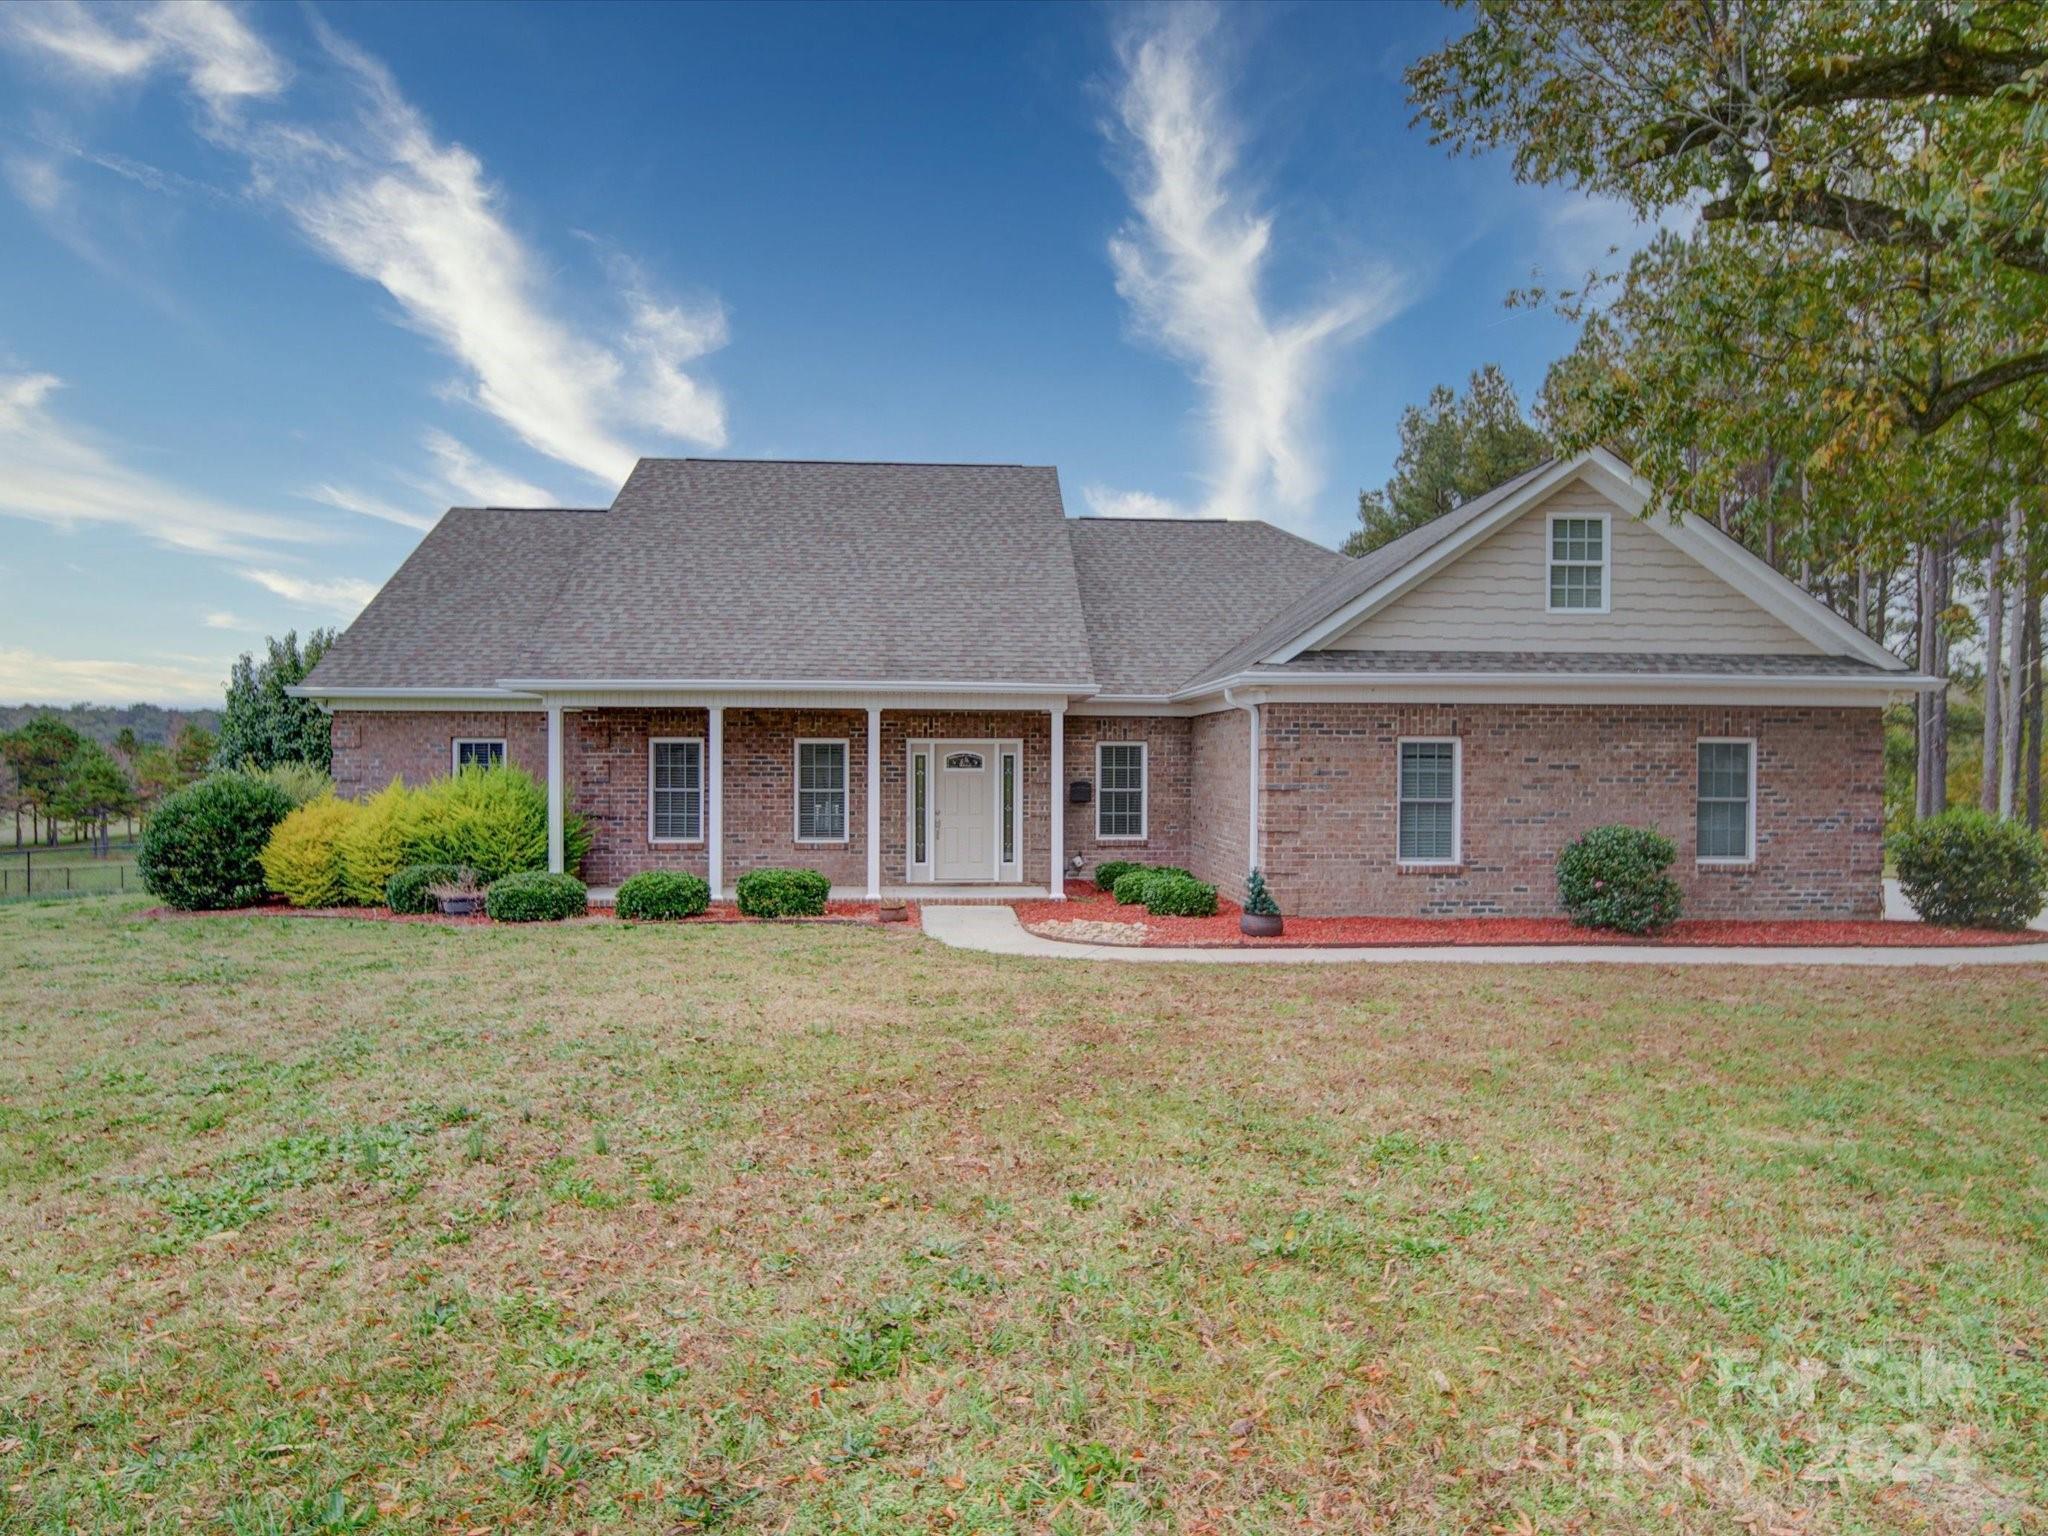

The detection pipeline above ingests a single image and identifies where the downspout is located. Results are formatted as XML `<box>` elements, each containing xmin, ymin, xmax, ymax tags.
<box><xmin>1224</xmin><ymin>688</ymin><xmax>1260</xmax><ymax>880</ymax></box>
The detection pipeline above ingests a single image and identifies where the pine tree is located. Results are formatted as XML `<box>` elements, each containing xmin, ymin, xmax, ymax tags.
<box><xmin>1243</xmin><ymin>868</ymin><xmax>1280</xmax><ymax>917</ymax></box>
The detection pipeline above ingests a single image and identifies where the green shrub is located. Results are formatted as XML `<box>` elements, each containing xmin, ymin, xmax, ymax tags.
<box><xmin>734</xmin><ymin>868</ymin><xmax>830</xmax><ymax>918</ymax></box>
<box><xmin>1094</xmin><ymin>859</ymin><xmax>1145</xmax><ymax>892</ymax></box>
<box><xmin>339</xmin><ymin>780</ymin><xmax>424</xmax><ymax>905</ymax></box>
<box><xmin>1110</xmin><ymin>869</ymin><xmax>1157</xmax><ymax>905</ymax></box>
<box><xmin>1890</xmin><ymin>809</ymin><xmax>2048</xmax><ymax>931</ymax></box>
<box><xmin>385</xmin><ymin>862</ymin><xmax>466</xmax><ymax>915</ymax></box>
<box><xmin>615</xmin><ymin>870</ymin><xmax>711</xmax><ymax>920</ymax></box>
<box><xmin>1243</xmin><ymin>868</ymin><xmax>1280</xmax><ymax>917</ymax></box>
<box><xmin>484</xmin><ymin>871</ymin><xmax>588</xmax><ymax>922</ymax></box>
<box><xmin>1556</xmin><ymin>824</ymin><xmax>1683</xmax><ymax>934</ymax></box>
<box><xmin>406</xmin><ymin>764</ymin><xmax>589</xmax><ymax>882</ymax></box>
<box><xmin>1145</xmin><ymin>874</ymin><xmax>1218</xmax><ymax>917</ymax></box>
<box><xmin>260</xmin><ymin>795</ymin><xmax>359</xmax><ymax>907</ymax></box>
<box><xmin>242</xmin><ymin>759</ymin><xmax>335</xmax><ymax>809</ymax></box>
<box><xmin>139</xmin><ymin>773</ymin><xmax>295</xmax><ymax>910</ymax></box>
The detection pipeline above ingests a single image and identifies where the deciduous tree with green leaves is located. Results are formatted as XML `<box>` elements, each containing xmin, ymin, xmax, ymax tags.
<box><xmin>216</xmin><ymin>631</ymin><xmax>336</xmax><ymax>774</ymax></box>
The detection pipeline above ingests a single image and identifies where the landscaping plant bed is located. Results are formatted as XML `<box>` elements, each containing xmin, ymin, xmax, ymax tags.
<box><xmin>1016</xmin><ymin>881</ymin><xmax>2040</xmax><ymax>948</ymax></box>
<box><xmin>140</xmin><ymin>897</ymin><xmax>920</xmax><ymax>931</ymax></box>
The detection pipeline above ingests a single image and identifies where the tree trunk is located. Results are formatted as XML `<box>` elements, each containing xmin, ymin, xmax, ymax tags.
<box><xmin>2001</xmin><ymin>510</ymin><xmax>2025</xmax><ymax>818</ymax></box>
<box><xmin>2026</xmin><ymin>589</ymin><xmax>2044</xmax><ymax>831</ymax></box>
<box><xmin>1982</xmin><ymin>529</ymin><xmax>2005</xmax><ymax>814</ymax></box>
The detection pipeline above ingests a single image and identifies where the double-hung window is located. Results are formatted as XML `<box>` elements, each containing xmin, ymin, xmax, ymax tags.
<box><xmin>1096</xmin><ymin>741</ymin><xmax>1146</xmax><ymax>840</ymax></box>
<box><xmin>1547</xmin><ymin>513</ymin><xmax>1609</xmax><ymax>612</ymax></box>
<box><xmin>453</xmin><ymin>738</ymin><xmax>505</xmax><ymax>771</ymax></box>
<box><xmin>1397</xmin><ymin>738</ymin><xmax>1460</xmax><ymax>864</ymax></box>
<box><xmin>796</xmin><ymin>739</ymin><xmax>848</xmax><ymax>842</ymax></box>
<box><xmin>1696</xmin><ymin>739</ymin><xmax>1755</xmax><ymax>863</ymax></box>
<box><xmin>649</xmin><ymin>738</ymin><xmax>703</xmax><ymax>842</ymax></box>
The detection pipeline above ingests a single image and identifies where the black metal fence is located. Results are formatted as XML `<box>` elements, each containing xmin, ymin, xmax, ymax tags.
<box><xmin>0</xmin><ymin>855</ymin><xmax>137</xmax><ymax>902</ymax></box>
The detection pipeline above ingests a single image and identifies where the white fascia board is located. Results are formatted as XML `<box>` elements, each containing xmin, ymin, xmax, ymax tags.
<box><xmin>1186</xmin><ymin>670</ymin><xmax>1937</xmax><ymax>709</ymax></box>
<box><xmin>496</xmin><ymin>676</ymin><xmax>1098</xmax><ymax>696</ymax></box>
<box><xmin>1266</xmin><ymin>454</ymin><xmax>1600</xmax><ymax>664</ymax></box>
<box><xmin>288</xmin><ymin>686</ymin><xmax>544</xmax><ymax>708</ymax></box>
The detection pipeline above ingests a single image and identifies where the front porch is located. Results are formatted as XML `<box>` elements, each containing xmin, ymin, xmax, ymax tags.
<box><xmin>537</xmin><ymin>697</ymin><xmax>1075</xmax><ymax>900</ymax></box>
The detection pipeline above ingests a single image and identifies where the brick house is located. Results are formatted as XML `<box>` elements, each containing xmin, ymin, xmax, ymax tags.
<box><xmin>297</xmin><ymin>448</ymin><xmax>1933</xmax><ymax>916</ymax></box>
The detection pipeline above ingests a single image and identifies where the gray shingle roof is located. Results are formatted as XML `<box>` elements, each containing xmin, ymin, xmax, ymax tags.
<box><xmin>1066</xmin><ymin>518</ymin><xmax>1346</xmax><ymax>695</ymax></box>
<box><xmin>1259</xmin><ymin>650</ymin><xmax>1891</xmax><ymax>677</ymax></box>
<box><xmin>302</xmin><ymin>507</ymin><xmax>602</xmax><ymax>690</ymax></box>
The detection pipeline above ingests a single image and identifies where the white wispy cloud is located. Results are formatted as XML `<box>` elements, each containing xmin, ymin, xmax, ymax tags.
<box><xmin>1082</xmin><ymin>484</ymin><xmax>1193</xmax><ymax>519</ymax></box>
<box><xmin>0</xmin><ymin>645</ymin><xmax>227</xmax><ymax>708</ymax></box>
<box><xmin>202</xmin><ymin>609</ymin><xmax>255</xmax><ymax>630</ymax></box>
<box><xmin>6</xmin><ymin>1</ymin><xmax>729</xmax><ymax>491</ymax></box>
<box><xmin>1101</xmin><ymin>6</ymin><xmax>1404</xmax><ymax>529</ymax></box>
<box><xmin>0</xmin><ymin>369</ymin><xmax>322</xmax><ymax>560</ymax></box>
<box><xmin>302</xmin><ymin>481</ymin><xmax>438</xmax><ymax>532</ymax></box>
<box><xmin>416</xmin><ymin>429</ymin><xmax>554</xmax><ymax>506</ymax></box>
<box><xmin>236</xmin><ymin>566</ymin><xmax>380</xmax><ymax>616</ymax></box>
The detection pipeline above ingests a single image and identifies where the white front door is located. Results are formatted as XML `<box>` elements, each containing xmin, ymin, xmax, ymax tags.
<box><xmin>933</xmin><ymin>744</ymin><xmax>994</xmax><ymax>881</ymax></box>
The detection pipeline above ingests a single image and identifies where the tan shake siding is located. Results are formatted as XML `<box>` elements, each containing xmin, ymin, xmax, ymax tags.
<box><xmin>1259</xmin><ymin>703</ymin><xmax>1883</xmax><ymax>918</ymax></box>
<box><xmin>1329</xmin><ymin>484</ymin><xmax>1821</xmax><ymax>654</ymax></box>
<box><xmin>1187</xmin><ymin>708</ymin><xmax>1248</xmax><ymax>892</ymax></box>
<box><xmin>331</xmin><ymin>710</ymin><xmax>547</xmax><ymax>799</ymax></box>
<box><xmin>1062</xmin><ymin>717</ymin><xmax>1191</xmax><ymax>878</ymax></box>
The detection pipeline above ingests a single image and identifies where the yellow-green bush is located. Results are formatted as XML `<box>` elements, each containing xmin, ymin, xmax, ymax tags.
<box><xmin>259</xmin><ymin>795</ymin><xmax>360</xmax><ymax>908</ymax></box>
<box><xmin>336</xmin><ymin>780</ymin><xmax>425</xmax><ymax>906</ymax></box>
<box><xmin>406</xmin><ymin>764</ymin><xmax>588</xmax><ymax>882</ymax></box>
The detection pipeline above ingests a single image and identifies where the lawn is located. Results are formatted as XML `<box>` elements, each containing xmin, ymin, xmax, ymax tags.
<box><xmin>0</xmin><ymin>840</ymin><xmax>141</xmax><ymax>903</ymax></box>
<box><xmin>1</xmin><ymin>900</ymin><xmax>2042</xmax><ymax>1534</ymax></box>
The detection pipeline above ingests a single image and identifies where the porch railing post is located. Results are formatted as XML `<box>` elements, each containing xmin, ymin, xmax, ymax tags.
<box><xmin>545</xmin><ymin>703</ymin><xmax>565</xmax><ymax>874</ymax></box>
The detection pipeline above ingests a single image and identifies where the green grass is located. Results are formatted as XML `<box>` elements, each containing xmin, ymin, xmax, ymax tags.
<box><xmin>0</xmin><ymin>898</ymin><xmax>2042</xmax><ymax>1533</ymax></box>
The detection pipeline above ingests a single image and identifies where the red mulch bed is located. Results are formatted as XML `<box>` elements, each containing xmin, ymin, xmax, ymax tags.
<box><xmin>140</xmin><ymin>899</ymin><xmax>921</xmax><ymax>931</ymax></box>
<box><xmin>1016</xmin><ymin>882</ymin><xmax>2040</xmax><ymax>949</ymax></box>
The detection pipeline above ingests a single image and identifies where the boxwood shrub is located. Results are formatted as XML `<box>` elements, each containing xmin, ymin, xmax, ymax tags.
<box><xmin>615</xmin><ymin>870</ymin><xmax>712</xmax><ymax>920</ymax></box>
<box><xmin>734</xmin><ymin>867</ymin><xmax>830</xmax><ymax>918</ymax></box>
<box><xmin>1094</xmin><ymin>859</ymin><xmax>1145</xmax><ymax>892</ymax></box>
<box><xmin>1890</xmin><ymin>809</ymin><xmax>2048</xmax><ymax>931</ymax></box>
<box><xmin>1556</xmin><ymin>824</ymin><xmax>1683</xmax><ymax>934</ymax></box>
<box><xmin>1110</xmin><ymin>868</ymin><xmax>1158</xmax><ymax>905</ymax></box>
<box><xmin>139</xmin><ymin>772</ymin><xmax>295</xmax><ymax>910</ymax></box>
<box><xmin>485</xmin><ymin>871</ymin><xmax>588</xmax><ymax>922</ymax></box>
<box><xmin>386</xmin><ymin>862</ymin><xmax>467</xmax><ymax>915</ymax></box>
<box><xmin>1144</xmin><ymin>874</ymin><xmax>1218</xmax><ymax>918</ymax></box>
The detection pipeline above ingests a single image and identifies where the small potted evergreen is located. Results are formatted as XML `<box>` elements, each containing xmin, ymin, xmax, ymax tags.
<box><xmin>1240</xmin><ymin>868</ymin><xmax>1282</xmax><ymax>937</ymax></box>
<box><xmin>429</xmin><ymin>869</ymin><xmax>486</xmax><ymax>917</ymax></box>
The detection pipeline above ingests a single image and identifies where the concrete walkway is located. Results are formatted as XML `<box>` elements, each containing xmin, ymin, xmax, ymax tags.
<box><xmin>920</xmin><ymin>881</ymin><xmax>2048</xmax><ymax>968</ymax></box>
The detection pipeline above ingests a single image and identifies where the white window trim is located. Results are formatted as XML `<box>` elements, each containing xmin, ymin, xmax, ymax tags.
<box><xmin>794</xmin><ymin>736</ymin><xmax>851</xmax><ymax>845</ymax></box>
<box><xmin>1545</xmin><ymin>509</ymin><xmax>1612</xmax><ymax>615</ymax></box>
<box><xmin>1396</xmin><ymin>735</ymin><xmax>1462</xmax><ymax>867</ymax></box>
<box><xmin>1695</xmin><ymin>736</ymin><xmax>1757</xmax><ymax>866</ymax></box>
<box><xmin>1095</xmin><ymin>739</ymin><xmax>1148</xmax><ymax>842</ymax></box>
<box><xmin>647</xmin><ymin>736</ymin><xmax>706</xmax><ymax>846</ymax></box>
<box><xmin>451</xmin><ymin>737</ymin><xmax>506</xmax><ymax>772</ymax></box>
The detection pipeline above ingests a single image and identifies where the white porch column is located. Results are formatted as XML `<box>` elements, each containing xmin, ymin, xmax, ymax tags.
<box><xmin>545</xmin><ymin>703</ymin><xmax>565</xmax><ymax>874</ymax></box>
<box><xmin>864</xmin><ymin>705</ymin><xmax>882</xmax><ymax>900</ymax></box>
<box><xmin>1048</xmin><ymin>704</ymin><xmax>1065</xmax><ymax>900</ymax></box>
<box><xmin>707</xmin><ymin>705</ymin><xmax>725</xmax><ymax>900</ymax></box>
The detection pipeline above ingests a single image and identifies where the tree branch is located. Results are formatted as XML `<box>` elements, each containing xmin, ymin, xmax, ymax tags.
<box><xmin>1702</xmin><ymin>185</ymin><xmax>2048</xmax><ymax>277</ymax></box>
<box><xmin>1903</xmin><ymin>350</ymin><xmax>2048</xmax><ymax>434</ymax></box>
<box><xmin>1631</xmin><ymin>32</ymin><xmax>2048</xmax><ymax>164</ymax></box>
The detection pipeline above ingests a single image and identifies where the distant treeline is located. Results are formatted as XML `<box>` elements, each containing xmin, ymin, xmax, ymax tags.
<box><xmin>0</xmin><ymin>703</ymin><xmax>223</xmax><ymax>750</ymax></box>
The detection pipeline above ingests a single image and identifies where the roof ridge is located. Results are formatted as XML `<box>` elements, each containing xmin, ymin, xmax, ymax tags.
<box><xmin>670</xmin><ymin>456</ymin><xmax>1045</xmax><ymax>469</ymax></box>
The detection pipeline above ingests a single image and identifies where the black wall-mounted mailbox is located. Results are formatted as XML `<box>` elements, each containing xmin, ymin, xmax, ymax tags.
<box><xmin>1069</xmin><ymin>779</ymin><xmax>1093</xmax><ymax>805</ymax></box>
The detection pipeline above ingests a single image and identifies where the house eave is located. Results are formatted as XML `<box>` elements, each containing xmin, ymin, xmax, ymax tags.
<box><xmin>493</xmin><ymin>676</ymin><xmax>1098</xmax><ymax>697</ymax></box>
<box><xmin>1175</xmin><ymin>670</ymin><xmax>1940</xmax><ymax>708</ymax></box>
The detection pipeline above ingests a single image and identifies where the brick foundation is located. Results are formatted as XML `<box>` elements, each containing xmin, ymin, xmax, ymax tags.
<box><xmin>1258</xmin><ymin>703</ymin><xmax>1885</xmax><ymax>918</ymax></box>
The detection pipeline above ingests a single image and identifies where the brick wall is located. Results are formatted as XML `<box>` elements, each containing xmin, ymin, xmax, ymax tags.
<box><xmin>570</xmin><ymin>708</ymin><xmax>709</xmax><ymax>887</ymax></box>
<box><xmin>882</xmin><ymin>711</ymin><xmax>1053</xmax><ymax>885</ymax></box>
<box><xmin>1258</xmin><ymin>703</ymin><xmax>1884</xmax><ymax>918</ymax></box>
<box><xmin>722</xmin><ymin>709</ymin><xmax>870</xmax><ymax>887</ymax></box>
<box><xmin>331</xmin><ymin>710</ymin><xmax>546</xmax><ymax>799</ymax></box>
<box><xmin>1187</xmin><ymin>708</ymin><xmax>1248</xmax><ymax>892</ymax></box>
<box><xmin>1062</xmin><ymin>716</ymin><xmax>1191</xmax><ymax>878</ymax></box>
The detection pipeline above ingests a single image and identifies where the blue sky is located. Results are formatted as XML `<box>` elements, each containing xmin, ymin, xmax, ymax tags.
<box><xmin>0</xmin><ymin>1</ymin><xmax>1638</xmax><ymax>707</ymax></box>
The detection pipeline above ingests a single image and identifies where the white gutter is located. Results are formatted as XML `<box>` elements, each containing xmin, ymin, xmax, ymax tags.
<box><xmin>1224</xmin><ymin>686</ymin><xmax>1260</xmax><ymax>881</ymax></box>
<box><xmin>493</xmin><ymin>676</ymin><xmax>1099</xmax><ymax>696</ymax></box>
<box><xmin>1176</xmin><ymin>669</ymin><xmax>1942</xmax><ymax>702</ymax></box>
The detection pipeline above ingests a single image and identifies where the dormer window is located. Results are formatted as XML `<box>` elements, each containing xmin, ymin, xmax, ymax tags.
<box><xmin>1546</xmin><ymin>512</ymin><xmax>1609</xmax><ymax>612</ymax></box>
